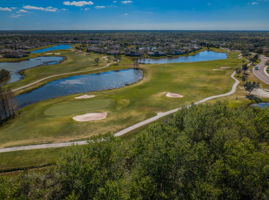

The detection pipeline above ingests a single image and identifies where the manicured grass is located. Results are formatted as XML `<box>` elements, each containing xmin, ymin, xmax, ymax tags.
<box><xmin>0</xmin><ymin>147</ymin><xmax>67</xmax><ymax>172</ymax></box>
<box><xmin>0</xmin><ymin>50</ymin><xmax>242</xmax><ymax>148</ymax></box>
<box><xmin>44</xmin><ymin>99</ymin><xmax>113</xmax><ymax>116</ymax></box>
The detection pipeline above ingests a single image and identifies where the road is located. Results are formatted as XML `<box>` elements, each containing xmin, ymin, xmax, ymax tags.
<box><xmin>0</xmin><ymin>72</ymin><xmax>239</xmax><ymax>153</ymax></box>
<box><xmin>253</xmin><ymin>55</ymin><xmax>269</xmax><ymax>85</ymax></box>
<box><xmin>12</xmin><ymin>62</ymin><xmax>115</xmax><ymax>92</ymax></box>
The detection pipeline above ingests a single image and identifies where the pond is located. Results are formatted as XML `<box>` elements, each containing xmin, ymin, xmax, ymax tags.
<box><xmin>137</xmin><ymin>50</ymin><xmax>227</xmax><ymax>64</ymax></box>
<box><xmin>16</xmin><ymin>69</ymin><xmax>143</xmax><ymax>108</ymax></box>
<box><xmin>0</xmin><ymin>56</ymin><xmax>64</xmax><ymax>83</ymax></box>
<box><xmin>31</xmin><ymin>44</ymin><xmax>72</xmax><ymax>54</ymax></box>
<box><xmin>251</xmin><ymin>103</ymin><xmax>269</xmax><ymax>108</ymax></box>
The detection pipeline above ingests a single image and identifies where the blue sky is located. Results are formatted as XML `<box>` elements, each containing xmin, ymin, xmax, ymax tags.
<box><xmin>0</xmin><ymin>0</ymin><xmax>269</xmax><ymax>30</ymax></box>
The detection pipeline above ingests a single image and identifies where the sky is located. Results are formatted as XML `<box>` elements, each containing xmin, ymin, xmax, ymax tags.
<box><xmin>0</xmin><ymin>0</ymin><xmax>269</xmax><ymax>30</ymax></box>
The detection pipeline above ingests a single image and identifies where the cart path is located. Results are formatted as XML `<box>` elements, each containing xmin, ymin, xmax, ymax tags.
<box><xmin>0</xmin><ymin>71</ymin><xmax>239</xmax><ymax>153</ymax></box>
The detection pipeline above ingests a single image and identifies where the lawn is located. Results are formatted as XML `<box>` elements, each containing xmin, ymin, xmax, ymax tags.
<box><xmin>0</xmin><ymin>50</ymin><xmax>242</xmax><ymax>148</ymax></box>
<box><xmin>0</xmin><ymin>147</ymin><xmax>71</xmax><ymax>172</ymax></box>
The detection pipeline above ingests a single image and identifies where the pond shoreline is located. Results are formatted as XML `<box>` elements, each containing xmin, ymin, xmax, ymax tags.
<box><xmin>16</xmin><ymin>68</ymin><xmax>144</xmax><ymax>108</ymax></box>
<box><xmin>0</xmin><ymin>56</ymin><xmax>66</xmax><ymax>84</ymax></box>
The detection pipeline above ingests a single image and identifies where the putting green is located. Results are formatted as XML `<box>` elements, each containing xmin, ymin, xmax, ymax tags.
<box><xmin>44</xmin><ymin>99</ymin><xmax>113</xmax><ymax>117</ymax></box>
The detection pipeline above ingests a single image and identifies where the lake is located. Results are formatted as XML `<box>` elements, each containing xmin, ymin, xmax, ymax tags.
<box><xmin>251</xmin><ymin>103</ymin><xmax>269</xmax><ymax>108</ymax></box>
<box><xmin>16</xmin><ymin>69</ymin><xmax>143</xmax><ymax>107</ymax></box>
<box><xmin>137</xmin><ymin>50</ymin><xmax>227</xmax><ymax>64</ymax></box>
<box><xmin>0</xmin><ymin>56</ymin><xmax>64</xmax><ymax>83</ymax></box>
<box><xmin>31</xmin><ymin>44</ymin><xmax>72</xmax><ymax>54</ymax></box>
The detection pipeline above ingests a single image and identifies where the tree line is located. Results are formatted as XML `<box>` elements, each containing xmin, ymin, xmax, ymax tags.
<box><xmin>0</xmin><ymin>87</ymin><xmax>16</xmax><ymax>124</ymax></box>
<box><xmin>0</xmin><ymin>69</ymin><xmax>10</xmax><ymax>84</ymax></box>
<box><xmin>0</xmin><ymin>102</ymin><xmax>268</xmax><ymax>200</ymax></box>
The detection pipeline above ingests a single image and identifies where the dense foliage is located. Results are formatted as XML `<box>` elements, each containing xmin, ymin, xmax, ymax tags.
<box><xmin>1</xmin><ymin>103</ymin><xmax>269</xmax><ymax>200</ymax></box>
<box><xmin>0</xmin><ymin>69</ymin><xmax>10</xmax><ymax>84</ymax></box>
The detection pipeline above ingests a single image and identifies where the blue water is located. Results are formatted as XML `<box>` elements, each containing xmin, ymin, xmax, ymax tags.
<box><xmin>138</xmin><ymin>50</ymin><xmax>227</xmax><ymax>64</ymax></box>
<box><xmin>31</xmin><ymin>44</ymin><xmax>72</xmax><ymax>54</ymax></box>
<box><xmin>0</xmin><ymin>56</ymin><xmax>64</xmax><ymax>83</ymax></box>
<box><xmin>251</xmin><ymin>103</ymin><xmax>269</xmax><ymax>108</ymax></box>
<box><xmin>16</xmin><ymin>69</ymin><xmax>143</xmax><ymax>107</ymax></box>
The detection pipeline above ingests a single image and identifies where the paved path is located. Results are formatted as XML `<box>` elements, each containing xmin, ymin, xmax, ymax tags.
<box><xmin>0</xmin><ymin>72</ymin><xmax>240</xmax><ymax>153</ymax></box>
<box><xmin>253</xmin><ymin>55</ymin><xmax>269</xmax><ymax>85</ymax></box>
<box><xmin>12</xmin><ymin>62</ymin><xmax>114</xmax><ymax>92</ymax></box>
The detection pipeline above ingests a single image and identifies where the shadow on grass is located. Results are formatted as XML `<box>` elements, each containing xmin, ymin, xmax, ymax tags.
<box><xmin>246</xmin><ymin>95</ymin><xmax>262</xmax><ymax>103</ymax></box>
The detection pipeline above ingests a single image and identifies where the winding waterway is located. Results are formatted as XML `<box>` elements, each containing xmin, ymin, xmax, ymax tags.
<box><xmin>17</xmin><ymin>69</ymin><xmax>143</xmax><ymax>107</ymax></box>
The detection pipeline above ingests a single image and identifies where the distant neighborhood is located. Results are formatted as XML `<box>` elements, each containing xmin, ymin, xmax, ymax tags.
<box><xmin>0</xmin><ymin>31</ymin><xmax>269</xmax><ymax>58</ymax></box>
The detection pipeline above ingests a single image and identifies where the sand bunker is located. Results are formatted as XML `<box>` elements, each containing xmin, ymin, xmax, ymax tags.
<box><xmin>166</xmin><ymin>92</ymin><xmax>184</xmax><ymax>98</ymax></box>
<box><xmin>75</xmin><ymin>95</ymin><xmax>96</xmax><ymax>99</ymax></box>
<box><xmin>213</xmin><ymin>67</ymin><xmax>231</xmax><ymax>71</ymax></box>
<box><xmin>73</xmin><ymin>112</ymin><xmax>107</xmax><ymax>122</ymax></box>
<box><xmin>252</xmin><ymin>88</ymin><xmax>269</xmax><ymax>98</ymax></box>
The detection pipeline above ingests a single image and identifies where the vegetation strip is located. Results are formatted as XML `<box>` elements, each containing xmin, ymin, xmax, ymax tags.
<box><xmin>0</xmin><ymin>72</ymin><xmax>240</xmax><ymax>153</ymax></box>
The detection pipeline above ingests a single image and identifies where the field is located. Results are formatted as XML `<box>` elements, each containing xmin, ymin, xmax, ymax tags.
<box><xmin>0</xmin><ymin>49</ymin><xmax>242</xmax><ymax>149</ymax></box>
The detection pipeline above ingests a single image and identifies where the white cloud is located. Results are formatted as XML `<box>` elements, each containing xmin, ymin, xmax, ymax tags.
<box><xmin>95</xmin><ymin>6</ymin><xmax>106</xmax><ymax>9</ymax></box>
<box><xmin>63</xmin><ymin>1</ymin><xmax>94</xmax><ymax>7</ymax></box>
<box><xmin>0</xmin><ymin>7</ymin><xmax>13</xmax><ymax>12</ymax></box>
<box><xmin>17</xmin><ymin>9</ymin><xmax>28</xmax><ymax>13</ymax></box>
<box><xmin>23</xmin><ymin>5</ymin><xmax>58</xmax><ymax>12</ymax></box>
<box><xmin>121</xmin><ymin>1</ymin><xmax>132</xmax><ymax>4</ymax></box>
<box><xmin>11</xmin><ymin>14</ymin><xmax>23</xmax><ymax>18</ymax></box>
<box><xmin>250</xmin><ymin>1</ymin><xmax>259</xmax><ymax>5</ymax></box>
<box><xmin>113</xmin><ymin>1</ymin><xmax>118</xmax><ymax>3</ymax></box>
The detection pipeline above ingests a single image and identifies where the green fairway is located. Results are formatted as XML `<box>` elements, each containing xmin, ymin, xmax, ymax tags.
<box><xmin>0</xmin><ymin>50</ymin><xmax>242</xmax><ymax>148</ymax></box>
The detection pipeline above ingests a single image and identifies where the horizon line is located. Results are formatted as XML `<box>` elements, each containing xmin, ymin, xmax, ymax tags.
<box><xmin>0</xmin><ymin>29</ymin><xmax>269</xmax><ymax>32</ymax></box>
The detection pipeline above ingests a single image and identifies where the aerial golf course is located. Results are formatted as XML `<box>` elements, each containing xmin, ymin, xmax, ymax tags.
<box><xmin>0</xmin><ymin>46</ymin><xmax>243</xmax><ymax>171</ymax></box>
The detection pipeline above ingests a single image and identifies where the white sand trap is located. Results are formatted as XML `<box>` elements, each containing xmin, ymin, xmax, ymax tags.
<box><xmin>252</xmin><ymin>88</ymin><xmax>269</xmax><ymax>98</ymax></box>
<box><xmin>220</xmin><ymin>67</ymin><xmax>231</xmax><ymax>69</ymax></box>
<box><xmin>45</xmin><ymin>53</ymin><xmax>53</xmax><ymax>55</ymax></box>
<box><xmin>166</xmin><ymin>92</ymin><xmax>184</xmax><ymax>98</ymax></box>
<box><xmin>73</xmin><ymin>112</ymin><xmax>107</xmax><ymax>122</ymax></box>
<box><xmin>212</xmin><ymin>69</ymin><xmax>222</xmax><ymax>71</ymax></box>
<box><xmin>75</xmin><ymin>95</ymin><xmax>96</xmax><ymax>99</ymax></box>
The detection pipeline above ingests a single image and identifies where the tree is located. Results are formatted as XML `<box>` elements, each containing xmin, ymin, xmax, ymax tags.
<box><xmin>0</xmin><ymin>69</ymin><xmax>10</xmax><ymax>84</ymax></box>
<box><xmin>0</xmin><ymin>87</ymin><xmax>16</xmax><ymax>124</ymax></box>
<box><xmin>235</xmin><ymin>67</ymin><xmax>242</xmax><ymax>74</ymax></box>
<box><xmin>242</xmin><ymin>63</ymin><xmax>249</xmax><ymax>75</ymax></box>
<box><xmin>1</xmin><ymin>103</ymin><xmax>269</xmax><ymax>200</ymax></box>
<box><xmin>244</xmin><ymin>81</ymin><xmax>259</xmax><ymax>96</ymax></box>
<box><xmin>94</xmin><ymin>58</ymin><xmax>100</xmax><ymax>66</ymax></box>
